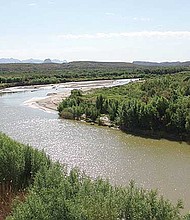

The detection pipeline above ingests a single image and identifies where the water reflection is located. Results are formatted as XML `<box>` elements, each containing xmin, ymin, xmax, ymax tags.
<box><xmin>0</xmin><ymin>83</ymin><xmax>190</xmax><ymax>212</ymax></box>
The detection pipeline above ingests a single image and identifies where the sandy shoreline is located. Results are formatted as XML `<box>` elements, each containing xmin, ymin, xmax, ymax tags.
<box><xmin>0</xmin><ymin>79</ymin><xmax>139</xmax><ymax>112</ymax></box>
<box><xmin>35</xmin><ymin>87</ymin><xmax>93</xmax><ymax>111</ymax></box>
<box><xmin>35</xmin><ymin>79</ymin><xmax>140</xmax><ymax>111</ymax></box>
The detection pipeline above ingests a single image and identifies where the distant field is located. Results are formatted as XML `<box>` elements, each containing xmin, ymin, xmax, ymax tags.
<box><xmin>0</xmin><ymin>61</ymin><xmax>189</xmax><ymax>88</ymax></box>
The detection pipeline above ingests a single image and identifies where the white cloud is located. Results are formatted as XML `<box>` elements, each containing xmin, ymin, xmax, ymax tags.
<box><xmin>57</xmin><ymin>31</ymin><xmax>190</xmax><ymax>40</ymax></box>
<box><xmin>28</xmin><ymin>3</ymin><xmax>37</xmax><ymax>6</ymax></box>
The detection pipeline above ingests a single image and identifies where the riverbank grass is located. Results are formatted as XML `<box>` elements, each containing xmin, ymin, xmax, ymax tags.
<box><xmin>1</xmin><ymin>132</ymin><xmax>190</xmax><ymax>219</ymax></box>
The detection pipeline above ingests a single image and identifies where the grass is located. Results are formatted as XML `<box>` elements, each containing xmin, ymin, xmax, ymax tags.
<box><xmin>0</xmin><ymin>182</ymin><xmax>26</xmax><ymax>220</ymax></box>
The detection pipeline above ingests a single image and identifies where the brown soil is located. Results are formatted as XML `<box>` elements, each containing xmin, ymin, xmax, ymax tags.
<box><xmin>0</xmin><ymin>183</ymin><xmax>26</xmax><ymax>220</ymax></box>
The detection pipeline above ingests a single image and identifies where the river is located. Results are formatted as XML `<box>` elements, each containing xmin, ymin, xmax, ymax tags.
<box><xmin>0</xmin><ymin>79</ymin><xmax>190</xmax><ymax>213</ymax></box>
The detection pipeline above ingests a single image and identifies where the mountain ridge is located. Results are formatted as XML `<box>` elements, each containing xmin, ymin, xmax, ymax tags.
<box><xmin>133</xmin><ymin>61</ymin><xmax>190</xmax><ymax>66</ymax></box>
<box><xmin>0</xmin><ymin>58</ymin><xmax>190</xmax><ymax>67</ymax></box>
<box><xmin>0</xmin><ymin>58</ymin><xmax>67</xmax><ymax>64</ymax></box>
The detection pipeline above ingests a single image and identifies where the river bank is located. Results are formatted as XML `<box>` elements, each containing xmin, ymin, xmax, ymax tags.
<box><xmin>16</xmin><ymin>78</ymin><xmax>188</xmax><ymax>143</ymax></box>
<box><xmin>1</xmin><ymin>77</ymin><xmax>189</xmax><ymax>142</ymax></box>
<box><xmin>18</xmin><ymin>78</ymin><xmax>138</xmax><ymax>111</ymax></box>
<box><xmin>1</xmin><ymin>133</ymin><xmax>187</xmax><ymax>220</ymax></box>
<box><xmin>0</xmin><ymin>81</ymin><xmax>190</xmax><ymax>213</ymax></box>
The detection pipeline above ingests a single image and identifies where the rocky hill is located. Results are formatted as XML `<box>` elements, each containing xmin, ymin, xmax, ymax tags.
<box><xmin>0</xmin><ymin>58</ymin><xmax>66</xmax><ymax>64</ymax></box>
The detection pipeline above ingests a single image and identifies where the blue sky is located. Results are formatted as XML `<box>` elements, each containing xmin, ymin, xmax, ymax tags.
<box><xmin>0</xmin><ymin>0</ymin><xmax>190</xmax><ymax>62</ymax></box>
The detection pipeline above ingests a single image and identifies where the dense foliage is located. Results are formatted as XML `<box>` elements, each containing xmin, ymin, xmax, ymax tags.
<box><xmin>0</xmin><ymin>133</ymin><xmax>188</xmax><ymax>219</ymax></box>
<box><xmin>58</xmin><ymin>73</ymin><xmax>190</xmax><ymax>140</ymax></box>
<box><xmin>0</xmin><ymin>133</ymin><xmax>51</xmax><ymax>219</ymax></box>
<box><xmin>0</xmin><ymin>133</ymin><xmax>51</xmax><ymax>191</ymax></box>
<box><xmin>7</xmin><ymin>167</ymin><xmax>184</xmax><ymax>220</ymax></box>
<box><xmin>0</xmin><ymin>62</ymin><xmax>187</xmax><ymax>88</ymax></box>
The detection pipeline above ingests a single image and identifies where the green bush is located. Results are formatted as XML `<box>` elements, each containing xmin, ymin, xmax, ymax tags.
<box><xmin>0</xmin><ymin>132</ymin><xmax>51</xmax><ymax>190</ymax></box>
<box><xmin>58</xmin><ymin>73</ymin><xmax>190</xmax><ymax>140</ymax></box>
<box><xmin>7</xmin><ymin>167</ymin><xmax>184</xmax><ymax>220</ymax></box>
<box><xmin>60</xmin><ymin>109</ymin><xmax>74</xmax><ymax>119</ymax></box>
<box><xmin>0</xmin><ymin>133</ymin><xmax>187</xmax><ymax>219</ymax></box>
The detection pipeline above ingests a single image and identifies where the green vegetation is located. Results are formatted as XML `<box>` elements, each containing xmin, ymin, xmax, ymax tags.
<box><xmin>0</xmin><ymin>63</ymin><xmax>190</xmax><ymax>218</ymax></box>
<box><xmin>58</xmin><ymin>73</ymin><xmax>190</xmax><ymax>140</ymax></box>
<box><xmin>0</xmin><ymin>133</ymin><xmax>51</xmax><ymax>219</ymax></box>
<box><xmin>1</xmin><ymin>133</ymin><xmax>190</xmax><ymax>219</ymax></box>
<box><xmin>0</xmin><ymin>133</ymin><xmax>51</xmax><ymax>190</ymax></box>
<box><xmin>0</xmin><ymin>62</ymin><xmax>188</xmax><ymax>89</ymax></box>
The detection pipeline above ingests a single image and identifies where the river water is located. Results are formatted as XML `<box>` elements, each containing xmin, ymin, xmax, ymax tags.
<box><xmin>0</xmin><ymin>80</ymin><xmax>190</xmax><ymax>212</ymax></box>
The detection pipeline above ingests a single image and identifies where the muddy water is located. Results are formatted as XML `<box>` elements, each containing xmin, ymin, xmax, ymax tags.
<box><xmin>0</xmin><ymin>81</ymin><xmax>189</xmax><ymax>212</ymax></box>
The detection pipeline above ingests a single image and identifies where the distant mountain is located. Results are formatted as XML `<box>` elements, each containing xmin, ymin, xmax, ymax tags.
<box><xmin>133</xmin><ymin>61</ymin><xmax>190</xmax><ymax>67</ymax></box>
<box><xmin>52</xmin><ymin>59</ymin><xmax>67</xmax><ymax>64</ymax></box>
<box><xmin>43</xmin><ymin>58</ymin><xmax>52</xmax><ymax>64</ymax></box>
<box><xmin>0</xmin><ymin>58</ymin><xmax>189</xmax><ymax>66</ymax></box>
<box><xmin>0</xmin><ymin>58</ymin><xmax>22</xmax><ymax>63</ymax></box>
<box><xmin>0</xmin><ymin>58</ymin><xmax>67</xmax><ymax>64</ymax></box>
<box><xmin>22</xmin><ymin>58</ymin><xmax>43</xmax><ymax>64</ymax></box>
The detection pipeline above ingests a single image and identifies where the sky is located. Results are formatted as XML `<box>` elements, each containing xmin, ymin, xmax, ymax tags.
<box><xmin>0</xmin><ymin>0</ymin><xmax>190</xmax><ymax>62</ymax></box>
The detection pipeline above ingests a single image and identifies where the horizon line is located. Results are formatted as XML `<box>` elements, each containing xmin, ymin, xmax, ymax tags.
<box><xmin>0</xmin><ymin>57</ymin><xmax>190</xmax><ymax>64</ymax></box>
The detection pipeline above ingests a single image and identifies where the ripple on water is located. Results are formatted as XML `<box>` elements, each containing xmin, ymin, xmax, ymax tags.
<box><xmin>0</xmin><ymin>87</ymin><xmax>190</xmax><ymax>212</ymax></box>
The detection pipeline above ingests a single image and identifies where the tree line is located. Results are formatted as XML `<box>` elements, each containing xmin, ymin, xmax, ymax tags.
<box><xmin>58</xmin><ymin>73</ymin><xmax>190</xmax><ymax>140</ymax></box>
<box><xmin>0</xmin><ymin>62</ymin><xmax>188</xmax><ymax>89</ymax></box>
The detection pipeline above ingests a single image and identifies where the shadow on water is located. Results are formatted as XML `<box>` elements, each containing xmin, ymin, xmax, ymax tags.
<box><xmin>119</xmin><ymin>127</ymin><xmax>190</xmax><ymax>145</ymax></box>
